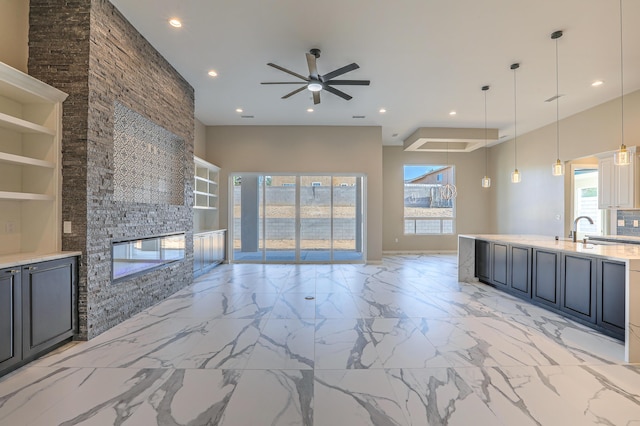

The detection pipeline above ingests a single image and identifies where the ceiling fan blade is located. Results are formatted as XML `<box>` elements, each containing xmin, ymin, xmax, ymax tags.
<box><xmin>313</xmin><ymin>91</ymin><xmax>320</xmax><ymax>105</ymax></box>
<box><xmin>261</xmin><ymin>82</ymin><xmax>307</xmax><ymax>84</ymax></box>
<box><xmin>321</xmin><ymin>63</ymin><xmax>359</xmax><ymax>82</ymax></box>
<box><xmin>281</xmin><ymin>86</ymin><xmax>307</xmax><ymax>99</ymax></box>
<box><xmin>267</xmin><ymin>63</ymin><xmax>309</xmax><ymax>81</ymax></box>
<box><xmin>306</xmin><ymin>53</ymin><xmax>318</xmax><ymax>79</ymax></box>
<box><xmin>325</xmin><ymin>80</ymin><xmax>370</xmax><ymax>86</ymax></box>
<box><xmin>324</xmin><ymin>85</ymin><xmax>352</xmax><ymax>101</ymax></box>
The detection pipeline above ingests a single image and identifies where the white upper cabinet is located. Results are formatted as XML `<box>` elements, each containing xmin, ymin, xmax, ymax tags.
<box><xmin>598</xmin><ymin>149</ymin><xmax>639</xmax><ymax>210</ymax></box>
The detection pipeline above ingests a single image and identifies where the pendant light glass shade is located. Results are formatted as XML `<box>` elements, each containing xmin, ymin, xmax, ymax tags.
<box><xmin>552</xmin><ymin>159</ymin><xmax>565</xmax><ymax>176</ymax></box>
<box><xmin>481</xmin><ymin>176</ymin><xmax>491</xmax><ymax>188</ymax></box>
<box><xmin>511</xmin><ymin>169</ymin><xmax>521</xmax><ymax>183</ymax></box>
<box><xmin>551</xmin><ymin>30</ymin><xmax>565</xmax><ymax>176</ymax></box>
<box><xmin>614</xmin><ymin>144</ymin><xmax>630</xmax><ymax>165</ymax></box>
<box><xmin>614</xmin><ymin>0</ymin><xmax>630</xmax><ymax>166</ymax></box>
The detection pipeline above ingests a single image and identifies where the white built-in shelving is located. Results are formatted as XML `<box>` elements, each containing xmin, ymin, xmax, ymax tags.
<box><xmin>194</xmin><ymin>157</ymin><xmax>219</xmax><ymax>210</ymax></box>
<box><xmin>0</xmin><ymin>61</ymin><xmax>68</xmax><ymax>256</ymax></box>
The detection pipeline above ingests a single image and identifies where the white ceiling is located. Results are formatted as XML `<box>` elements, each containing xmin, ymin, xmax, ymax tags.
<box><xmin>109</xmin><ymin>0</ymin><xmax>640</xmax><ymax>147</ymax></box>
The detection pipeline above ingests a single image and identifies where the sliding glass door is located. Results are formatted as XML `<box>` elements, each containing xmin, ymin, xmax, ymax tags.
<box><xmin>231</xmin><ymin>174</ymin><xmax>364</xmax><ymax>263</ymax></box>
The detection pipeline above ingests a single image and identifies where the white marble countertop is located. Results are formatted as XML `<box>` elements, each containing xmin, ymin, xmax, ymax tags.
<box><xmin>0</xmin><ymin>251</ymin><xmax>82</xmax><ymax>269</ymax></box>
<box><xmin>587</xmin><ymin>234</ymin><xmax>640</xmax><ymax>244</ymax></box>
<box><xmin>459</xmin><ymin>234</ymin><xmax>640</xmax><ymax>261</ymax></box>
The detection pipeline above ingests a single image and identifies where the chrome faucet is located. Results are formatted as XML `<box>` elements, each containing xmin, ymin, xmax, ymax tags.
<box><xmin>573</xmin><ymin>216</ymin><xmax>594</xmax><ymax>242</ymax></box>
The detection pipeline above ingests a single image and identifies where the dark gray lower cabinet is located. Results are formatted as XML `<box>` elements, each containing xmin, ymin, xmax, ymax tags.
<box><xmin>0</xmin><ymin>268</ymin><xmax>21</xmax><ymax>373</ymax></box>
<box><xmin>597</xmin><ymin>259</ymin><xmax>625</xmax><ymax>338</ymax></box>
<box><xmin>532</xmin><ymin>249</ymin><xmax>561</xmax><ymax>308</ymax></box>
<box><xmin>475</xmin><ymin>242</ymin><xmax>626</xmax><ymax>341</ymax></box>
<box><xmin>491</xmin><ymin>243</ymin><xmax>508</xmax><ymax>288</ymax></box>
<box><xmin>509</xmin><ymin>245</ymin><xmax>531</xmax><ymax>296</ymax></box>
<box><xmin>0</xmin><ymin>256</ymin><xmax>77</xmax><ymax>377</ymax></box>
<box><xmin>561</xmin><ymin>254</ymin><xmax>596</xmax><ymax>323</ymax></box>
<box><xmin>22</xmin><ymin>258</ymin><xmax>76</xmax><ymax>359</ymax></box>
<box><xmin>475</xmin><ymin>240</ymin><xmax>491</xmax><ymax>282</ymax></box>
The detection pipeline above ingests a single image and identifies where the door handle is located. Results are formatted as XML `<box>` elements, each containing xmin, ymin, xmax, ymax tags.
<box><xmin>25</xmin><ymin>266</ymin><xmax>37</xmax><ymax>271</ymax></box>
<box><xmin>6</xmin><ymin>269</ymin><xmax>20</xmax><ymax>274</ymax></box>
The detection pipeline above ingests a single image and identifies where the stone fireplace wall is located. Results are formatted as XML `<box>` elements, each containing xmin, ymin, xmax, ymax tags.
<box><xmin>28</xmin><ymin>0</ymin><xmax>194</xmax><ymax>339</ymax></box>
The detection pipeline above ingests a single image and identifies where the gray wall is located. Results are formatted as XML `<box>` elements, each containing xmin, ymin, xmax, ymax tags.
<box><xmin>382</xmin><ymin>146</ymin><xmax>491</xmax><ymax>251</ymax></box>
<box><xmin>0</xmin><ymin>0</ymin><xmax>28</xmax><ymax>72</ymax></box>
<box><xmin>29</xmin><ymin>0</ymin><xmax>194</xmax><ymax>339</ymax></box>
<box><xmin>489</xmin><ymin>89</ymin><xmax>640</xmax><ymax>236</ymax></box>
<box><xmin>206</xmin><ymin>125</ymin><xmax>383</xmax><ymax>262</ymax></box>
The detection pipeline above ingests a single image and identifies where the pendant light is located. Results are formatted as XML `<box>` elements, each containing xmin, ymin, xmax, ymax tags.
<box><xmin>481</xmin><ymin>85</ymin><xmax>491</xmax><ymax>188</ymax></box>
<box><xmin>440</xmin><ymin>141</ymin><xmax>457</xmax><ymax>200</ymax></box>
<box><xmin>614</xmin><ymin>0</ymin><xmax>629</xmax><ymax>166</ymax></box>
<box><xmin>510</xmin><ymin>63</ymin><xmax>521</xmax><ymax>183</ymax></box>
<box><xmin>551</xmin><ymin>30</ymin><xmax>565</xmax><ymax>176</ymax></box>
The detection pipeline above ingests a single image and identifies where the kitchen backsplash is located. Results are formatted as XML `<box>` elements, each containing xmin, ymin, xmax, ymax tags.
<box><xmin>617</xmin><ymin>210</ymin><xmax>640</xmax><ymax>236</ymax></box>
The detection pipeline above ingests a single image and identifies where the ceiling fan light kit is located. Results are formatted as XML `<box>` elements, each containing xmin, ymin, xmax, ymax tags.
<box><xmin>261</xmin><ymin>49</ymin><xmax>370</xmax><ymax>105</ymax></box>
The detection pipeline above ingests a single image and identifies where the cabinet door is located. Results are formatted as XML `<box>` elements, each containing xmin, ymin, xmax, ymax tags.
<box><xmin>193</xmin><ymin>236</ymin><xmax>204</xmax><ymax>272</ymax></box>
<box><xmin>561</xmin><ymin>254</ymin><xmax>596</xmax><ymax>323</ymax></box>
<box><xmin>615</xmin><ymin>157</ymin><xmax>635</xmax><ymax>208</ymax></box>
<box><xmin>598</xmin><ymin>157</ymin><xmax>614</xmax><ymax>209</ymax></box>
<box><xmin>509</xmin><ymin>245</ymin><xmax>531</xmax><ymax>297</ymax></box>
<box><xmin>532</xmin><ymin>249</ymin><xmax>560</xmax><ymax>308</ymax></box>
<box><xmin>597</xmin><ymin>260</ymin><xmax>625</xmax><ymax>338</ymax></box>
<box><xmin>22</xmin><ymin>258</ymin><xmax>76</xmax><ymax>359</ymax></box>
<box><xmin>0</xmin><ymin>268</ymin><xmax>21</xmax><ymax>374</ymax></box>
<box><xmin>475</xmin><ymin>240</ymin><xmax>491</xmax><ymax>282</ymax></box>
<box><xmin>491</xmin><ymin>243</ymin><xmax>508</xmax><ymax>288</ymax></box>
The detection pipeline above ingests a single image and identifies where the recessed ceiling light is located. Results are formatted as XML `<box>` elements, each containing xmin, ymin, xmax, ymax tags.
<box><xmin>169</xmin><ymin>18</ymin><xmax>182</xmax><ymax>28</ymax></box>
<box><xmin>307</xmin><ymin>108</ymin><xmax>314</xmax><ymax>112</ymax></box>
<box><xmin>449</xmin><ymin>111</ymin><xmax>457</xmax><ymax>116</ymax></box>
<box><xmin>591</xmin><ymin>80</ymin><xmax>604</xmax><ymax>87</ymax></box>
<box><xmin>379</xmin><ymin>108</ymin><xmax>387</xmax><ymax>113</ymax></box>
<box><xmin>208</xmin><ymin>70</ymin><xmax>218</xmax><ymax>77</ymax></box>
<box><xmin>235</xmin><ymin>108</ymin><xmax>243</xmax><ymax>113</ymax></box>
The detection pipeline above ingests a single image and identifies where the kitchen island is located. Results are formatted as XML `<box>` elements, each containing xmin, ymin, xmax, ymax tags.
<box><xmin>458</xmin><ymin>234</ymin><xmax>640</xmax><ymax>363</ymax></box>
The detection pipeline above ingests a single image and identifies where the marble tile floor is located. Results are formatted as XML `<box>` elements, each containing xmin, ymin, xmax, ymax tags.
<box><xmin>1</xmin><ymin>254</ymin><xmax>640</xmax><ymax>425</ymax></box>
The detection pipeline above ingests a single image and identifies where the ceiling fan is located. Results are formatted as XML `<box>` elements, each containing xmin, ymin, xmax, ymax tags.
<box><xmin>261</xmin><ymin>48</ymin><xmax>370</xmax><ymax>105</ymax></box>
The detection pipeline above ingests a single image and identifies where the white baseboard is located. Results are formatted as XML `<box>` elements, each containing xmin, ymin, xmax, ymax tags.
<box><xmin>383</xmin><ymin>250</ymin><xmax>457</xmax><ymax>255</ymax></box>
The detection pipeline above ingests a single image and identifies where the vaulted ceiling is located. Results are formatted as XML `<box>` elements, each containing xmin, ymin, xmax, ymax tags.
<box><xmin>110</xmin><ymin>0</ymin><xmax>640</xmax><ymax>147</ymax></box>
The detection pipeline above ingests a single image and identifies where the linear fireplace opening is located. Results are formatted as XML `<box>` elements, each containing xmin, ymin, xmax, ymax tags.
<box><xmin>112</xmin><ymin>233</ymin><xmax>186</xmax><ymax>282</ymax></box>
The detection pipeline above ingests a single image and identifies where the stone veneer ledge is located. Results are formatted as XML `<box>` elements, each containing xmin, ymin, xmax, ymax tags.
<box><xmin>28</xmin><ymin>0</ymin><xmax>195</xmax><ymax>339</ymax></box>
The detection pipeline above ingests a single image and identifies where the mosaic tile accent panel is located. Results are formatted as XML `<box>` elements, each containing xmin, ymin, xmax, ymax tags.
<box><xmin>617</xmin><ymin>210</ymin><xmax>640</xmax><ymax>236</ymax></box>
<box><xmin>113</xmin><ymin>102</ymin><xmax>185</xmax><ymax>205</ymax></box>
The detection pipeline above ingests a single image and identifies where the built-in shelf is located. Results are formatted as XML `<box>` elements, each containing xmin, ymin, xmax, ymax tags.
<box><xmin>0</xmin><ymin>152</ymin><xmax>55</xmax><ymax>168</ymax></box>
<box><xmin>194</xmin><ymin>157</ymin><xmax>220</xmax><ymax>210</ymax></box>
<box><xmin>0</xmin><ymin>61</ymin><xmax>67</xmax><ymax>256</ymax></box>
<box><xmin>0</xmin><ymin>191</ymin><xmax>55</xmax><ymax>201</ymax></box>
<box><xmin>0</xmin><ymin>111</ymin><xmax>56</xmax><ymax>135</ymax></box>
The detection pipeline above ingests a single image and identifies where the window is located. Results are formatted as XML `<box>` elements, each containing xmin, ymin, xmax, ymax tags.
<box><xmin>403</xmin><ymin>165</ymin><xmax>455</xmax><ymax>235</ymax></box>
<box><xmin>312</xmin><ymin>182</ymin><xmax>322</xmax><ymax>187</ymax></box>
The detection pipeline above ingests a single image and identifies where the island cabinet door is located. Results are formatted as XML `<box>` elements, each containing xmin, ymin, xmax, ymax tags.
<box><xmin>0</xmin><ymin>268</ymin><xmax>22</xmax><ymax>374</ymax></box>
<box><xmin>491</xmin><ymin>243</ymin><xmax>508</xmax><ymax>288</ymax></box>
<box><xmin>509</xmin><ymin>245</ymin><xmax>531</xmax><ymax>297</ymax></box>
<box><xmin>475</xmin><ymin>240</ymin><xmax>491</xmax><ymax>282</ymax></box>
<box><xmin>532</xmin><ymin>249</ymin><xmax>561</xmax><ymax>308</ymax></box>
<box><xmin>560</xmin><ymin>254</ymin><xmax>596</xmax><ymax>323</ymax></box>
<box><xmin>596</xmin><ymin>259</ymin><xmax>625</xmax><ymax>338</ymax></box>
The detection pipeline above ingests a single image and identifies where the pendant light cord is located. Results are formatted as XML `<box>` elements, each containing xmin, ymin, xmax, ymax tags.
<box><xmin>513</xmin><ymin>65</ymin><xmax>518</xmax><ymax>169</ymax></box>
<box><xmin>555</xmin><ymin>35</ymin><xmax>560</xmax><ymax>160</ymax></box>
<box><xmin>620</xmin><ymin>0</ymin><xmax>625</xmax><ymax>147</ymax></box>
<box><xmin>484</xmin><ymin>88</ymin><xmax>488</xmax><ymax>176</ymax></box>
